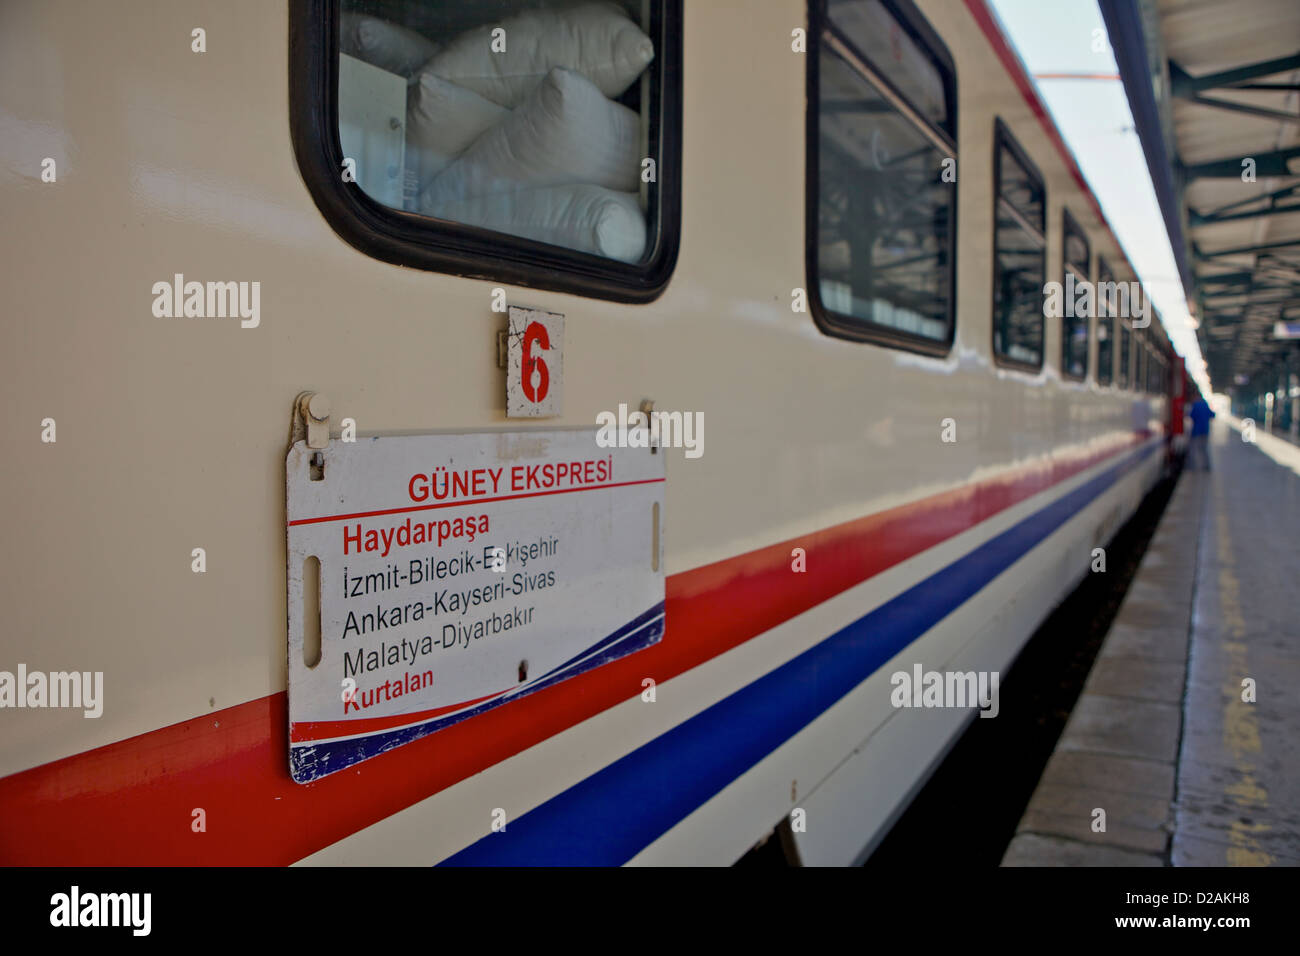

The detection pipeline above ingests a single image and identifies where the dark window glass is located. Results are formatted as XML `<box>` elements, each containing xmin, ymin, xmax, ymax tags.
<box><xmin>1119</xmin><ymin>319</ymin><xmax>1131</xmax><ymax>389</ymax></box>
<box><xmin>810</xmin><ymin>0</ymin><xmax>957</xmax><ymax>351</ymax></box>
<box><xmin>992</xmin><ymin>121</ymin><xmax>1045</xmax><ymax>368</ymax></box>
<box><xmin>1063</xmin><ymin>213</ymin><xmax>1090</xmax><ymax>270</ymax></box>
<box><xmin>1060</xmin><ymin>209</ymin><xmax>1089</xmax><ymax>381</ymax></box>
<box><xmin>1095</xmin><ymin>256</ymin><xmax>1114</xmax><ymax>385</ymax></box>
<box><xmin>1136</xmin><ymin>335</ymin><xmax>1147</xmax><ymax>393</ymax></box>
<box><xmin>827</xmin><ymin>0</ymin><xmax>952</xmax><ymax>134</ymax></box>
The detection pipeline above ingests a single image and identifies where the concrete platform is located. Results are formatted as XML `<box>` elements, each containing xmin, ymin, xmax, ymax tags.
<box><xmin>1003</xmin><ymin>421</ymin><xmax>1300</xmax><ymax>866</ymax></box>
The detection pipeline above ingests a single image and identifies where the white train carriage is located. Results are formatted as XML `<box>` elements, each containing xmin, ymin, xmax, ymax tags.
<box><xmin>0</xmin><ymin>0</ymin><xmax>1176</xmax><ymax>865</ymax></box>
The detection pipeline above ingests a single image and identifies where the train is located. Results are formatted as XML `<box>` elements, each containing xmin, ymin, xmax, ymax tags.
<box><xmin>0</xmin><ymin>0</ymin><xmax>1184</xmax><ymax>866</ymax></box>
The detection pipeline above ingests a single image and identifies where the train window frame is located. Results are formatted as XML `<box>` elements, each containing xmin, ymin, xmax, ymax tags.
<box><xmin>288</xmin><ymin>0</ymin><xmax>683</xmax><ymax>304</ymax></box>
<box><xmin>1135</xmin><ymin>330</ymin><xmax>1147</xmax><ymax>394</ymax></box>
<box><xmin>1118</xmin><ymin>317</ymin><xmax>1132</xmax><ymax>390</ymax></box>
<box><xmin>991</xmin><ymin>118</ymin><xmax>1047</xmax><ymax>372</ymax></box>
<box><xmin>1060</xmin><ymin>208</ymin><xmax>1090</xmax><ymax>382</ymax></box>
<box><xmin>1094</xmin><ymin>255</ymin><xmax>1114</xmax><ymax>386</ymax></box>
<box><xmin>805</xmin><ymin>0</ymin><xmax>959</xmax><ymax>357</ymax></box>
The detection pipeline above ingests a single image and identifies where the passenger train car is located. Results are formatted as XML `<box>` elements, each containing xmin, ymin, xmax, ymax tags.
<box><xmin>0</xmin><ymin>0</ymin><xmax>1178</xmax><ymax>865</ymax></box>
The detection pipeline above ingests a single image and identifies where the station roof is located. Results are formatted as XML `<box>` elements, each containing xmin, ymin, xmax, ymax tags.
<box><xmin>1100</xmin><ymin>0</ymin><xmax>1300</xmax><ymax>390</ymax></box>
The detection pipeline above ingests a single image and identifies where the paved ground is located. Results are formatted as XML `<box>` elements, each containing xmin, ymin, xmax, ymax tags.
<box><xmin>1003</xmin><ymin>421</ymin><xmax>1300</xmax><ymax>866</ymax></box>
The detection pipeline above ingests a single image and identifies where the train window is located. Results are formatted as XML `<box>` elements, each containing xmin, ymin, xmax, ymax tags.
<box><xmin>1135</xmin><ymin>333</ymin><xmax>1147</xmax><ymax>393</ymax></box>
<box><xmin>289</xmin><ymin>0</ymin><xmax>682</xmax><ymax>303</ymax></box>
<box><xmin>1095</xmin><ymin>256</ymin><xmax>1114</xmax><ymax>385</ymax></box>
<box><xmin>807</xmin><ymin>0</ymin><xmax>958</xmax><ymax>353</ymax></box>
<box><xmin>992</xmin><ymin>120</ymin><xmax>1046</xmax><ymax>369</ymax></box>
<box><xmin>1118</xmin><ymin>319</ymin><xmax>1131</xmax><ymax>389</ymax></box>
<box><xmin>1060</xmin><ymin>209</ymin><xmax>1090</xmax><ymax>381</ymax></box>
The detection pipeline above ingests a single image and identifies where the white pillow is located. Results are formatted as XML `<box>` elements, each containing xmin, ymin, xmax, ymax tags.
<box><xmin>423</xmin><ymin>2</ymin><xmax>655</xmax><ymax>107</ymax></box>
<box><xmin>422</xmin><ymin>67</ymin><xmax>640</xmax><ymax>206</ymax></box>
<box><xmin>423</xmin><ymin>184</ymin><xmax>646</xmax><ymax>262</ymax></box>
<box><xmin>340</xmin><ymin>12</ymin><xmax>439</xmax><ymax>77</ymax></box>
<box><xmin>406</xmin><ymin>72</ymin><xmax>509</xmax><ymax>189</ymax></box>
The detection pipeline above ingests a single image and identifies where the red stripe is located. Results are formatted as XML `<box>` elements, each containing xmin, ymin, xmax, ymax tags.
<box><xmin>0</xmin><ymin>433</ymin><xmax>1145</xmax><ymax>865</ymax></box>
<box><xmin>288</xmin><ymin>478</ymin><xmax>665</xmax><ymax>527</ymax></box>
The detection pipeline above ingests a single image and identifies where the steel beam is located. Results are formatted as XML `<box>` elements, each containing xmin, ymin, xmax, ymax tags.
<box><xmin>1197</xmin><ymin>238</ymin><xmax>1300</xmax><ymax>258</ymax></box>
<box><xmin>1169</xmin><ymin>54</ymin><xmax>1300</xmax><ymax>97</ymax></box>
<box><xmin>1182</xmin><ymin>146</ymin><xmax>1300</xmax><ymax>180</ymax></box>
<box><xmin>1187</xmin><ymin>94</ymin><xmax>1299</xmax><ymax>125</ymax></box>
<box><xmin>1191</xmin><ymin>202</ymin><xmax>1300</xmax><ymax>226</ymax></box>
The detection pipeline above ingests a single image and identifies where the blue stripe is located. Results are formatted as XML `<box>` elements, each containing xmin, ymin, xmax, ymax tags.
<box><xmin>439</xmin><ymin>441</ymin><xmax>1158</xmax><ymax>865</ymax></box>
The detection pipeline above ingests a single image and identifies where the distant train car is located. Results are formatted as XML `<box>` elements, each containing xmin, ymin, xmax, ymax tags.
<box><xmin>0</xmin><ymin>0</ymin><xmax>1178</xmax><ymax>865</ymax></box>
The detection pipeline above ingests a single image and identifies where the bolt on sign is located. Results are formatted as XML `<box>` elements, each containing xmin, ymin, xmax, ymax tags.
<box><xmin>507</xmin><ymin>305</ymin><xmax>563</xmax><ymax>418</ymax></box>
<box><xmin>286</xmin><ymin>428</ymin><xmax>664</xmax><ymax>782</ymax></box>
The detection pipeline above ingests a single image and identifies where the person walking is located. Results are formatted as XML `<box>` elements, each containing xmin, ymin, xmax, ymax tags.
<box><xmin>1187</xmin><ymin>397</ymin><xmax>1215</xmax><ymax>471</ymax></box>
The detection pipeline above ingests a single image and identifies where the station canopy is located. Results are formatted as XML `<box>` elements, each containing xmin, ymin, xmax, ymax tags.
<box><xmin>1101</xmin><ymin>0</ymin><xmax>1300</xmax><ymax>393</ymax></box>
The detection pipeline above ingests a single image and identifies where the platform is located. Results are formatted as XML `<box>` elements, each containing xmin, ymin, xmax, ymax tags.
<box><xmin>1003</xmin><ymin>420</ymin><xmax>1300</xmax><ymax>866</ymax></box>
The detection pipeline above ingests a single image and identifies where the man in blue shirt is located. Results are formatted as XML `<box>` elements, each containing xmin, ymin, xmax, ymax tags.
<box><xmin>1188</xmin><ymin>397</ymin><xmax>1215</xmax><ymax>471</ymax></box>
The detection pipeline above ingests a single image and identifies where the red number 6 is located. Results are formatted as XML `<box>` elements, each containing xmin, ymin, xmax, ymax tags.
<box><xmin>522</xmin><ymin>321</ymin><xmax>550</xmax><ymax>403</ymax></box>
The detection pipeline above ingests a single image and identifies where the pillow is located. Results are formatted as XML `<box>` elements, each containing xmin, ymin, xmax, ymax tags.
<box><xmin>423</xmin><ymin>184</ymin><xmax>646</xmax><ymax>262</ymax></box>
<box><xmin>422</xmin><ymin>67</ymin><xmax>640</xmax><ymax>206</ymax></box>
<box><xmin>422</xmin><ymin>2</ymin><xmax>655</xmax><ymax>107</ymax></box>
<box><xmin>406</xmin><ymin>72</ymin><xmax>509</xmax><ymax>189</ymax></box>
<box><xmin>340</xmin><ymin>12</ymin><xmax>439</xmax><ymax>77</ymax></box>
